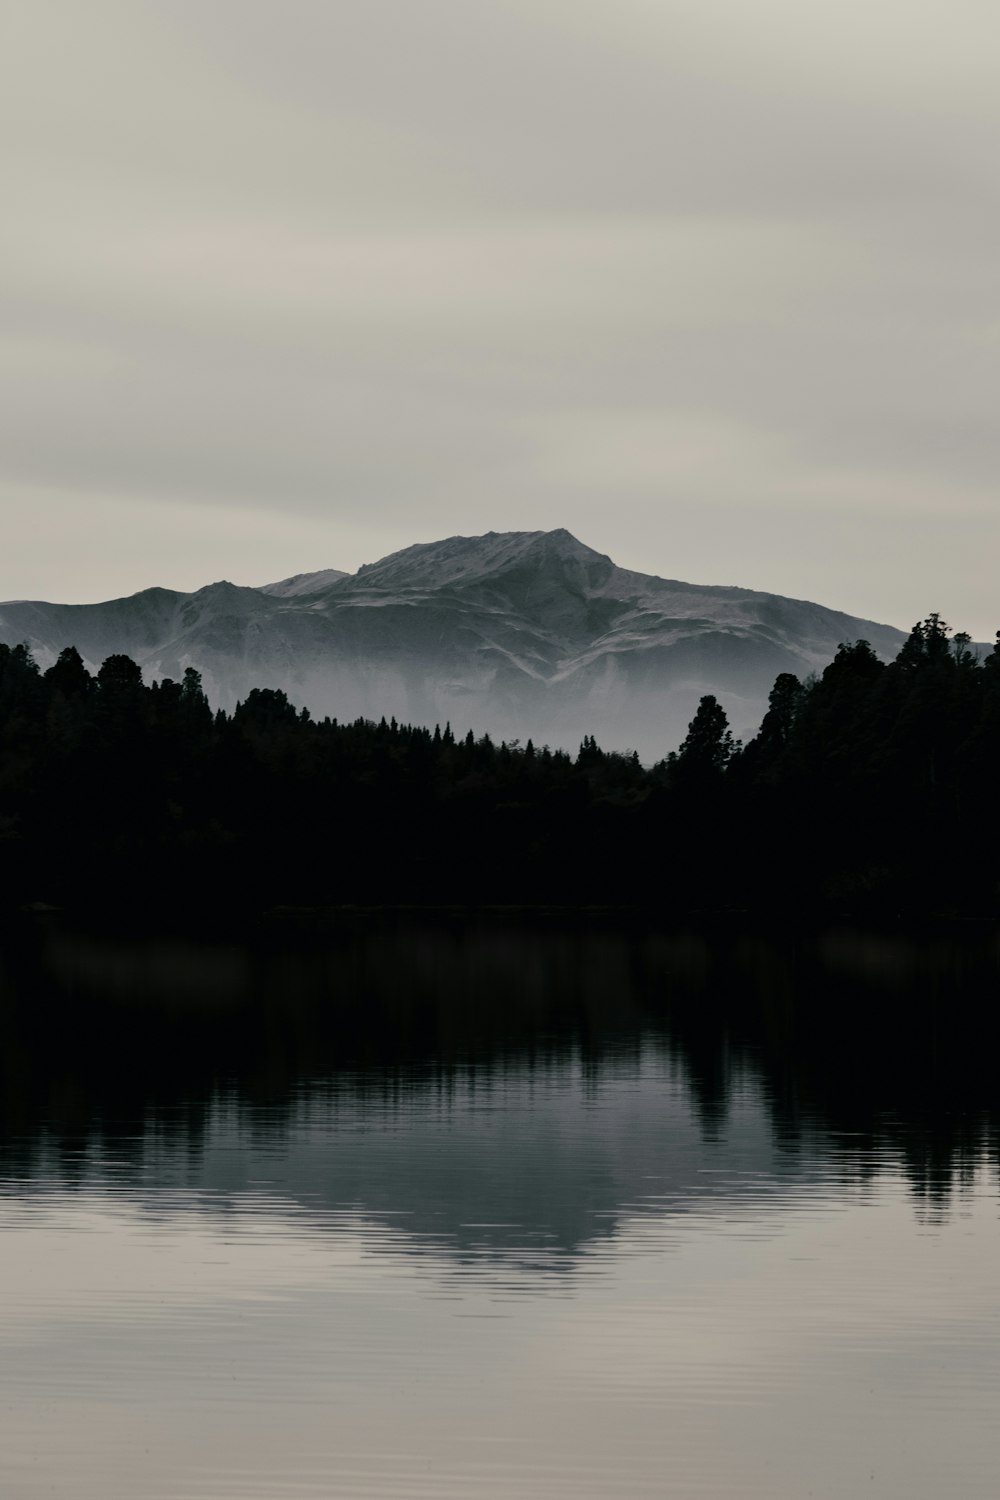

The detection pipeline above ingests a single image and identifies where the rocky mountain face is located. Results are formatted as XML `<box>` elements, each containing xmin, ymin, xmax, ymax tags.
<box><xmin>0</xmin><ymin>529</ymin><xmax>907</xmax><ymax>757</ymax></box>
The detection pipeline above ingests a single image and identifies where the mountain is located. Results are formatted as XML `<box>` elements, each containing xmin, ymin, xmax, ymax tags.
<box><xmin>0</xmin><ymin>529</ymin><xmax>909</xmax><ymax>756</ymax></box>
<box><xmin>258</xmin><ymin>568</ymin><xmax>349</xmax><ymax>598</ymax></box>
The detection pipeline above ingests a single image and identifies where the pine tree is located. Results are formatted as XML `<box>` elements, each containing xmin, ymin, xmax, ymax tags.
<box><xmin>675</xmin><ymin>695</ymin><xmax>734</xmax><ymax>779</ymax></box>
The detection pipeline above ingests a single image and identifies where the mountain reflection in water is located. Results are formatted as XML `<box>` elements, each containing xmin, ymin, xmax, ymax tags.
<box><xmin>2</xmin><ymin>914</ymin><xmax>998</xmax><ymax>1246</ymax></box>
<box><xmin>3</xmin><ymin>915</ymin><xmax>1000</xmax><ymax>1500</ymax></box>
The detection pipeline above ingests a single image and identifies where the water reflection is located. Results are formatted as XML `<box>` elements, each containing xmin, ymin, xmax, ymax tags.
<box><xmin>2</xmin><ymin>915</ymin><xmax>1000</xmax><ymax>1499</ymax></box>
<box><xmin>2</xmin><ymin>913</ymin><xmax>998</xmax><ymax>1237</ymax></box>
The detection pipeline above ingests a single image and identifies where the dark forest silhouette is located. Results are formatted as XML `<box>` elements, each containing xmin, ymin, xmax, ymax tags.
<box><xmin>1</xmin><ymin>612</ymin><xmax>999</xmax><ymax>913</ymax></box>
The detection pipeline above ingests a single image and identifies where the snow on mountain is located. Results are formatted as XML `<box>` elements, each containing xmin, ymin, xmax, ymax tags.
<box><xmin>258</xmin><ymin>569</ymin><xmax>349</xmax><ymax>597</ymax></box>
<box><xmin>0</xmin><ymin>530</ymin><xmax>910</xmax><ymax>757</ymax></box>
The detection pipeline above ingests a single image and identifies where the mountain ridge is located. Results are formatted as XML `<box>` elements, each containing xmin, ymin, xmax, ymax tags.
<box><xmin>0</xmin><ymin>529</ymin><xmax>915</xmax><ymax>756</ymax></box>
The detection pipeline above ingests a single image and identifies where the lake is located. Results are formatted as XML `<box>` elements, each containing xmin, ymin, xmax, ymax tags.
<box><xmin>1</xmin><ymin>913</ymin><xmax>999</xmax><ymax>1498</ymax></box>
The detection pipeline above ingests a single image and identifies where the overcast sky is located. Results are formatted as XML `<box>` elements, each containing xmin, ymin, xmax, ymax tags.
<box><xmin>3</xmin><ymin>0</ymin><xmax>998</xmax><ymax>634</ymax></box>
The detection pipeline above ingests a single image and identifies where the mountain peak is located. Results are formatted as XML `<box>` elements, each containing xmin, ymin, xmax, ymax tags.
<box><xmin>354</xmin><ymin>528</ymin><xmax>610</xmax><ymax>593</ymax></box>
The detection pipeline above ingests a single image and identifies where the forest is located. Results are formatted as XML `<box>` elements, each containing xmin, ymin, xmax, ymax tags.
<box><xmin>0</xmin><ymin>612</ymin><xmax>998</xmax><ymax>916</ymax></box>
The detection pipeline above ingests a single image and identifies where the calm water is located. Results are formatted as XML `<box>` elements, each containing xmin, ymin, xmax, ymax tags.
<box><xmin>2</xmin><ymin>915</ymin><xmax>999</xmax><ymax>1498</ymax></box>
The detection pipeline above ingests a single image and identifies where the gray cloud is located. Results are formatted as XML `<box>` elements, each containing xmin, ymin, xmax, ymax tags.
<box><xmin>2</xmin><ymin>0</ymin><xmax>999</xmax><ymax>635</ymax></box>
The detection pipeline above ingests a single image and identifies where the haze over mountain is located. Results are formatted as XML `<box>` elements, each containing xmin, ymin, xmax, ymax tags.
<box><xmin>0</xmin><ymin>529</ymin><xmax>910</xmax><ymax>756</ymax></box>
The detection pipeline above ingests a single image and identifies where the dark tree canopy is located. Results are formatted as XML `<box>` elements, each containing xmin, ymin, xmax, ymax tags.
<box><xmin>675</xmin><ymin>695</ymin><xmax>735</xmax><ymax>779</ymax></box>
<box><xmin>45</xmin><ymin>646</ymin><xmax>92</xmax><ymax>700</ymax></box>
<box><xmin>0</xmin><ymin>614</ymin><xmax>998</xmax><ymax>916</ymax></box>
<box><xmin>97</xmin><ymin>653</ymin><xmax>144</xmax><ymax>692</ymax></box>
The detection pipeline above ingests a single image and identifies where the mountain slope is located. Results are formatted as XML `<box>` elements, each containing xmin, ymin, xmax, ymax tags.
<box><xmin>0</xmin><ymin>530</ymin><xmax>909</xmax><ymax>756</ymax></box>
<box><xmin>258</xmin><ymin>569</ymin><xmax>349</xmax><ymax>597</ymax></box>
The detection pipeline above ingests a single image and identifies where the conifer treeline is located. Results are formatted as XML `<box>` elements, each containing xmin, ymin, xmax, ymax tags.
<box><xmin>1</xmin><ymin>613</ymin><xmax>998</xmax><ymax>914</ymax></box>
